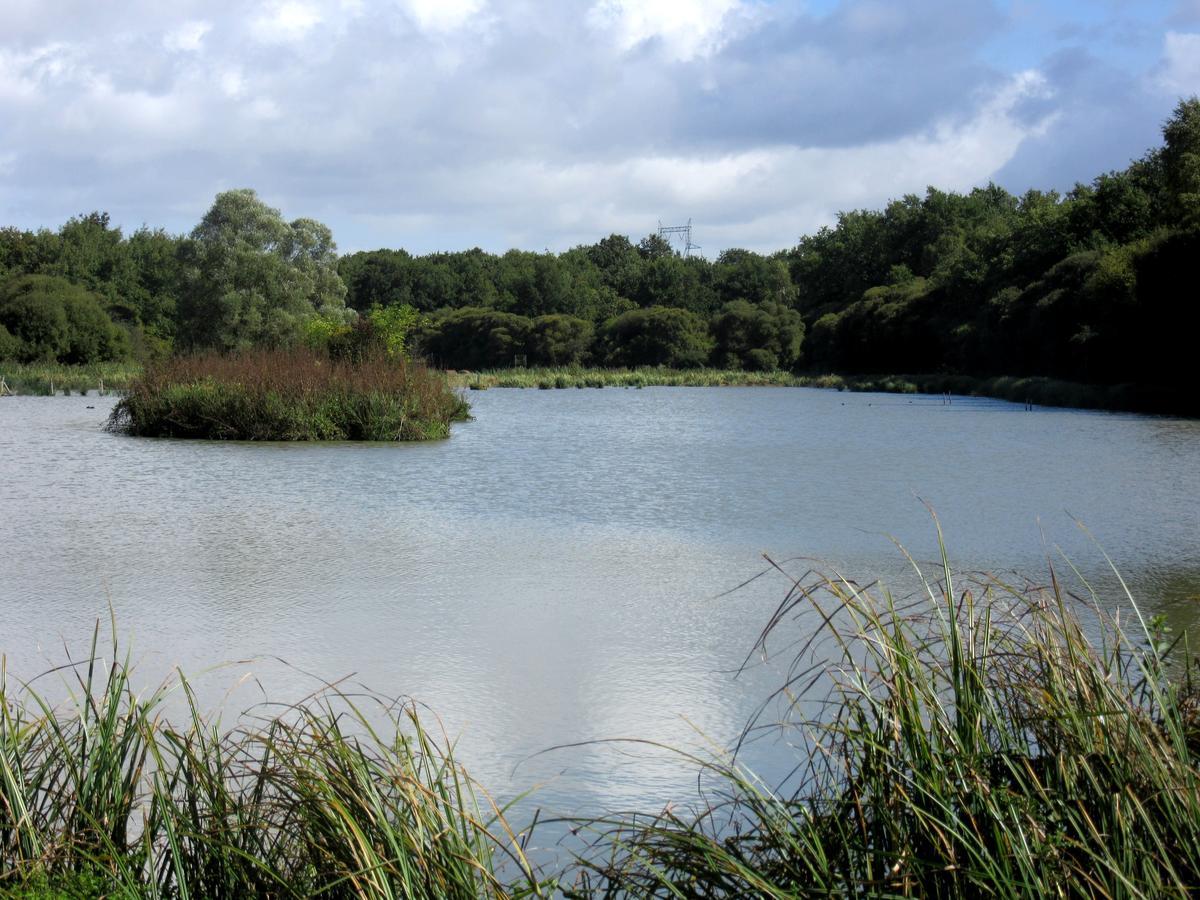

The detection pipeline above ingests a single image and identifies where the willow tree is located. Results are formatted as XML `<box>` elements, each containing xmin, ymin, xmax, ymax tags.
<box><xmin>176</xmin><ymin>189</ymin><xmax>348</xmax><ymax>351</ymax></box>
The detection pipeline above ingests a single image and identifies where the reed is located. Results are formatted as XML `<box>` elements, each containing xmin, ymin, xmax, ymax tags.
<box><xmin>449</xmin><ymin>368</ymin><xmax>807</xmax><ymax>390</ymax></box>
<box><xmin>565</xmin><ymin>531</ymin><xmax>1200</xmax><ymax>897</ymax></box>
<box><xmin>108</xmin><ymin>349</ymin><xmax>470</xmax><ymax>441</ymax></box>
<box><xmin>0</xmin><ymin>626</ymin><xmax>548</xmax><ymax>898</ymax></box>
<box><xmin>0</xmin><ymin>361</ymin><xmax>140</xmax><ymax>396</ymax></box>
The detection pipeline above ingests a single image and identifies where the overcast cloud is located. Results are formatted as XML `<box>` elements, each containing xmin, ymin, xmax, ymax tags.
<box><xmin>1</xmin><ymin>0</ymin><xmax>1197</xmax><ymax>254</ymax></box>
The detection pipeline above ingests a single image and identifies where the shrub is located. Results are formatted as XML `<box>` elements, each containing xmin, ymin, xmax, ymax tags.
<box><xmin>0</xmin><ymin>274</ymin><xmax>129</xmax><ymax>363</ymax></box>
<box><xmin>600</xmin><ymin>306</ymin><xmax>712</xmax><ymax>368</ymax></box>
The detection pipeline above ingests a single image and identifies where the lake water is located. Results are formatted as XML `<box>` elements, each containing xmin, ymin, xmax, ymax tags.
<box><xmin>2</xmin><ymin>387</ymin><xmax>1200</xmax><ymax>843</ymax></box>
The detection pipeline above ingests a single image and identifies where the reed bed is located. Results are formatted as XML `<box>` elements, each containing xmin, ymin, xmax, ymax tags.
<box><xmin>564</xmin><ymin>532</ymin><xmax>1200</xmax><ymax>897</ymax></box>
<box><xmin>0</xmin><ymin>361</ymin><xmax>141</xmax><ymax>396</ymax></box>
<box><xmin>450</xmin><ymin>368</ymin><xmax>808</xmax><ymax>390</ymax></box>
<box><xmin>446</xmin><ymin>367</ymin><xmax>1151</xmax><ymax>414</ymax></box>
<box><xmin>0</xmin><ymin>627</ymin><xmax>548</xmax><ymax>898</ymax></box>
<box><xmin>108</xmin><ymin>349</ymin><xmax>471</xmax><ymax>441</ymax></box>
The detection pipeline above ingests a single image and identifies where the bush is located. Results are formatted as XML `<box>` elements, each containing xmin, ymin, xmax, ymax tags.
<box><xmin>600</xmin><ymin>306</ymin><xmax>712</xmax><ymax>368</ymax></box>
<box><xmin>527</xmin><ymin>314</ymin><xmax>593</xmax><ymax>366</ymax></box>
<box><xmin>0</xmin><ymin>322</ymin><xmax>22</xmax><ymax>360</ymax></box>
<box><xmin>0</xmin><ymin>274</ymin><xmax>129</xmax><ymax>363</ymax></box>
<box><xmin>711</xmin><ymin>299</ymin><xmax>804</xmax><ymax>370</ymax></box>
<box><xmin>415</xmin><ymin>307</ymin><xmax>532</xmax><ymax>369</ymax></box>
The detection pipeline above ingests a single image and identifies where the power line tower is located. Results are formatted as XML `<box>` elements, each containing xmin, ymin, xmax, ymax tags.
<box><xmin>658</xmin><ymin>218</ymin><xmax>701</xmax><ymax>257</ymax></box>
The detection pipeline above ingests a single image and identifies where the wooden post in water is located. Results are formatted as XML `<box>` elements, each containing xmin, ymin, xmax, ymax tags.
<box><xmin>0</xmin><ymin>377</ymin><xmax>10</xmax><ymax>397</ymax></box>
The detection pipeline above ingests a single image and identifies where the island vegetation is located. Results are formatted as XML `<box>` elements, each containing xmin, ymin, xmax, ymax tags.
<box><xmin>2</xmin><ymin>97</ymin><xmax>1199</xmax><ymax>416</ymax></box>
<box><xmin>3</xmin><ymin>544</ymin><xmax>1198</xmax><ymax>897</ymax></box>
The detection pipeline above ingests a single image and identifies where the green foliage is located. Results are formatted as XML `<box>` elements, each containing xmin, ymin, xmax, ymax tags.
<box><xmin>527</xmin><ymin>314</ymin><xmax>593</xmax><ymax>366</ymax></box>
<box><xmin>368</xmin><ymin>303</ymin><xmax>420</xmax><ymax>357</ymax></box>
<box><xmin>176</xmin><ymin>189</ymin><xmax>348</xmax><ymax>351</ymax></box>
<box><xmin>711</xmin><ymin>299</ymin><xmax>804</xmax><ymax>370</ymax></box>
<box><xmin>0</xmin><ymin>323</ymin><xmax>20</xmax><ymax>360</ymax></box>
<box><xmin>416</xmin><ymin>307</ymin><xmax>533</xmax><ymax>369</ymax></box>
<box><xmin>1162</xmin><ymin>96</ymin><xmax>1200</xmax><ymax>226</ymax></box>
<box><xmin>601</xmin><ymin>306</ymin><xmax>713</xmax><ymax>368</ymax></box>
<box><xmin>0</xmin><ymin>274</ymin><xmax>129</xmax><ymax>364</ymax></box>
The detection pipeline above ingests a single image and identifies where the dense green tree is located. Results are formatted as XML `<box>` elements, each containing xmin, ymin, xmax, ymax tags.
<box><xmin>0</xmin><ymin>274</ymin><xmax>129</xmax><ymax>363</ymax></box>
<box><xmin>176</xmin><ymin>190</ymin><xmax>347</xmax><ymax>350</ymax></box>
<box><xmin>339</xmin><ymin>249</ymin><xmax>414</xmax><ymax>312</ymax></box>
<box><xmin>600</xmin><ymin>306</ymin><xmax>712</xmax><ymax>368</ymax></box>
<box><xmin>712</xmin><ymin>300</ymin><xmax>805</xmax><ymax>370</ymax></box>
<box><xmin>1162</xmin><ymin>97</ymin><xmax>1200</xmax><ymax>225</ymax></box>
<box><xmin>527</xmin><ymin>314</ymin><xmax>593</xmax><ymax>365</ymax></box>
<box><xmin>415</xmin><ymin>307</ymin><xmax>532</xmax><ymax>369</ymax></box>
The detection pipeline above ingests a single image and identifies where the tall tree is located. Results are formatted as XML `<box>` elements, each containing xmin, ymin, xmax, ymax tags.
<box><xmin>176</xmin><ymin>190</ymin><xmax>347</xmax><ymax>350</ymax></box>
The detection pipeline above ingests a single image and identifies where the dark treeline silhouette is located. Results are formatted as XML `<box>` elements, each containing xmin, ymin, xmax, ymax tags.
<box><xmin>1</xmin><ymin>98</ymin><xmax>1197</xmax><ymax>407</ymax></box>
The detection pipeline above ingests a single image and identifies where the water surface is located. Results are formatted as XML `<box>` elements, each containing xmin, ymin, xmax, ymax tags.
<box><xmin>2</xmin><ymin>388</ymin><xmax>1199</xmax><ymax>829</ymax></box>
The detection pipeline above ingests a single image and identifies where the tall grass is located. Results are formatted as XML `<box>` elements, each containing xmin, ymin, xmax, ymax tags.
<box><xmin>108</xmin><ymin>349</ymin><xmax>471</xmax><ymax>441</ymax></box>
<box><xmin>450</xmin><ymin>368</ymin><xmax>808</xmax><ymax>390</ymax></box>
<box><xmin>0</xmin><ymin>361</ymin><xmax>141</xmax><ymax>396</ymax></box>
<box><xmin>566</xmin><ymin>532</ymin><xmax>1200</xmax><ymax>897</ymax></box>
<box><xmin>447</xmin><ymin>367</ymin><xmax>1152</xmax><ymax>414</ymax></box>
<box><xmin>5</xmin><ymin>539</ymin><xmax>1199</xmax><ymax>896</ymax></box>
<box><xmin>0</xmin><ymin>626</ymin><xmax>548</xmax><ymax>898</ymax></box>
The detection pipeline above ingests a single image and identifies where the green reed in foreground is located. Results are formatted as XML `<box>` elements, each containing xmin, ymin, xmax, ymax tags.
<box><xmin>108</xmin><ymin>349</ymin><xmax>470</xmax><ymax>441</ymax></box>
<box><xmin>564</xmin><ymin>531</ymin><xmax>1200</xmax><ymax>897</ymax></box>
<box><xmin>0</xmin><ymin>627</ymin><xmax>548</xmax><ymax>898</ymax></box>
<box><xmin>4</xmin><ymin>536</ymin><xmax>1198</xmax><ymax>898</ymax></box>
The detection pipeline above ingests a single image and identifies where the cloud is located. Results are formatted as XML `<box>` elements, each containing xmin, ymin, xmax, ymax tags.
<box><xmin>0</xmin><ymin>1</ymin><xmax>1190</xmax><ymax>253</ymax></box>
<box><xmin>1160</xmin><ymin>31</ymin><xmax>1200</xmax><ymax>95</ymax></box>
<box><xmin>402</xmin><ymin>0</ymin><xmax>486</xmax><ymax>33</ymax></box>
<box><xmin>587</xmin><ymin>0</ymin><xmax>746</xmax><ymax>61</ymax></box>
<box><xmin>249</xmin><ymin>1</ymin><xmax>322</xmax><ymax>44</ymax></box>
<box><xmin>163</xmin><ymin>20</ymin><xmax>211</xmax><ymax>53</ymax></box>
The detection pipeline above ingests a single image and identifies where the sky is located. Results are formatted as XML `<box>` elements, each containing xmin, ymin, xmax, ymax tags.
<box><xmin>1</xmin><ymin>0</ymin><xmax>1198</xmax><ymax>256</ymax></box>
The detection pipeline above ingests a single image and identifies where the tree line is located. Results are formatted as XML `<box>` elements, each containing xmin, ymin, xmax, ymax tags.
<box><xmin>2</xmin><ymin>98</ymin><xmax>1197</xmax><ymax>392</ymax></box>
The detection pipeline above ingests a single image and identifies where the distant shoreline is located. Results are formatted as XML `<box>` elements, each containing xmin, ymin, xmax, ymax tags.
<box><xmin>2</xmin><ymin>360</ymin><xmax>1189</xmax><ymax>418</ymax></box>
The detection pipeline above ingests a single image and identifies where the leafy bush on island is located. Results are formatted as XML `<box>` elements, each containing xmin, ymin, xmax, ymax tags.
<box><xmin>109</xmin><ymin>348</ymin><xmax>470</xmax><ymax>441</ymax></box>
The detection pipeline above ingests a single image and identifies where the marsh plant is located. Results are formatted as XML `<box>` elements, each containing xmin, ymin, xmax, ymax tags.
<box><xmin>3</xmin><ymin>535</ymin><xmax>1199</xmax><ymax>897</ymax></box>
<box><xmin>0</xmin><ymin>627</ymin><xmax>548</xmax><ymax>898</ymax></box>
<box><xmin>565</xmin><ymin>531</ymin><xmax>1200</xmax><ymax>897</ymax></box>
<box><xmin>108</xmin><ymin>348</ymin><xmax>470</xmax><ymax>441</ymax></box>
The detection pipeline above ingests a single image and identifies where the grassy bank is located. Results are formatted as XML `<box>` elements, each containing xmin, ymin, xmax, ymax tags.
<box><xmin>4</xmin><ymin>541</ymin><xmax>1199</xmax><ymax>896</ymax></box>
<box><xmin>451</xmin><ymin>366</ymin><xmax>1186</xmax><ymax>415</ymax></box>
<box><xmin>1</xmin><ymin>360</ymin><xmax>1183</xmax><ymax>416</ymax></box>
<box><xmin>108</xmin><ymin>350</ymin><xmax>470</xmax><ymax>441</ymax></box>
<box><xmin>449</xmin><ymin>367</ymin><xmax>809</xmax><ymax>390</ymax></box>
<box><xmin>0</xmin><ymin>360</ymin><xmax>141</xmax><ymax>396</ymax></box>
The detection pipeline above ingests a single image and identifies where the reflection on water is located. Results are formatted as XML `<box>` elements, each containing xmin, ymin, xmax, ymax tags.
<box><xmin>1</xmin><ymin>389</ymin><xmax>1199</xmax><ymax>825</ymax></box>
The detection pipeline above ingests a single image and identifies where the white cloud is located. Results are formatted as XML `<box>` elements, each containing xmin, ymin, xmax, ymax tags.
<box><xmin>250</xmin><ymin>1</ymin><xmax>322</xmax><ymax>43</ymax></box>
<box><xmin>163</xmin><ymin>20</ymin><xmax>211</xmax><ymax>53</ymax></box>
<box><xmin>402</xmin><ymin>0</ymin><xmax>485</xmax><ymax>33</ymax></box>
<box><xmin>1160</xmin><ymin>31</ymin><xmax>1200</xmax><ymax>94</ymax></box>
<box><xmin>587</xmin><ymin>0</ymin><xmax>745</xmax><ymax>61</ymax></box>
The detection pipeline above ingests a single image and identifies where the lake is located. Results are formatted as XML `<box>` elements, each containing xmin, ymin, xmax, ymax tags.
<box><xmin>2</xmin><ymin>387</ymin><xmax>1199</xmax><ymax>839</ymax></box>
